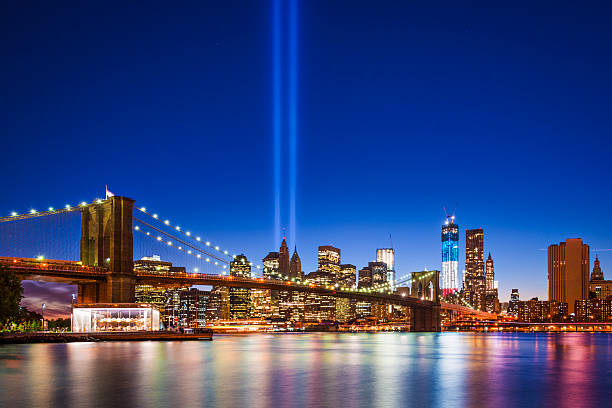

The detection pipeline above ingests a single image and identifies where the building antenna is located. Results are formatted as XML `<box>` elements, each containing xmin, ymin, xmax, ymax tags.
<box><xmin>389</xmin><ymin>233</ymin><xmax>393</xmax><ymax>249</ymax></box>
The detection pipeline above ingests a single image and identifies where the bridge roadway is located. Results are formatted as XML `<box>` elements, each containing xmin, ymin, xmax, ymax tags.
<box><xmin>439</xmin><ymin>302</ymin><xmax>497</xmax><ymax>319</ymax></box>
<box><xmin>0</xmin><ymin>257</ymin><xmax>436</xmax><ymax>309</ymax></box>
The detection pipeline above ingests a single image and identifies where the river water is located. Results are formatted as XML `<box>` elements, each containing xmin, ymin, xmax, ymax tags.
<box><xmin>1</xmin><ymin>333</ymin><xmax>611</xmax><ymax>407</ymax></box>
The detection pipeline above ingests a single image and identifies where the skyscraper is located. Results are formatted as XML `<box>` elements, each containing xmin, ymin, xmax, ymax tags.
<box><xmin>369</xmin><ymin>261</ymin><xmax>388</xmax><ymax>286</ymax></box>
<box><xmin>484</xmin><ymin>253</ymin><xmax>499</xmax><ymax>313</ymax></box>
<box><xmin>290</xmin><ymin>246</ymin><xmax>303</xmax><ymax>279</ymax></box>
<box><xmin>262</xmin><ymin>252</ymin><xmax>280</xmax><ymax>279</ymax></box>
<box><xmin>358</xmin><ymin>266</ymin><xmax>372</xmax><ymax>288</ymax></box>
<box><xmin>229</xmin><ymin>254</ymin><xmax>251</xmax><ymax>319</ymax></box>
<box><xmin>591</xmin><ymin>256</ymin><xmax>604</xmax><ymax>280</ymax></box>
<box><xmin>548</xmin><ymin>238</ymin><xmax>589</xmax><ymax>314</ymax></box>
<box><xmin>485</xmin><ymin>253</ymin><xmax>494</xmax><ymax>294</ymax></box>
<box><xmin>338</xmin><ymin>264</ymin><xmax>356</xmax><ymax>288</ymax></box>
<box><xmin>278</xmin><ymin>237</ymin><xmax>290</xmax><ymax>278</ymax></box>
<box><xmin>261</xmin><ymin>251</ymin><xmax>280</xmax><ymax>318</ymax></box>
<box><xmin>318</xmin><ymin>245</ymin><xmax>341</xmax><ymax>282</ymax></box>
<box><xmin>589</xmin><ymin>256</ymin><xmax>612</xmax><ymax>300</ymax></box>
<box><xmin>508</xmin><ymin>289</ymin><xmax>520</xmax><ymax>316</ymax></box>
<box><xmin>376</xmin><ymin>248</ymin><xmax>395</xmax><ymax>286</ymax></box>
<box><xmin>441</xmin><ymin>217</ymin><xmax>459</xmax><ymax>296</ymax></box>
<box><xmin>464</xmin><ymin>228</ymin><xmax>485</xmax><ymax>309</ymax></box>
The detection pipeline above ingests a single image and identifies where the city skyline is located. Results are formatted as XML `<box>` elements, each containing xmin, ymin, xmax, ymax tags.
<box><xmin>3</xmin><ymin>2</ymin><xmax>612</xmax><ymax>407</ymax></box>
<box><xmin>2</xmin><ymin>1</ymin><xmax>612</xmax><ymax>311</ymax></box>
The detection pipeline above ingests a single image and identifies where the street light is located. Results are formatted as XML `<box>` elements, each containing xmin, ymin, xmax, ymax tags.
<box><xmin>41</xmin><ymin>303</ymin><xmax>46</xmax><ymax>331</ymax></box>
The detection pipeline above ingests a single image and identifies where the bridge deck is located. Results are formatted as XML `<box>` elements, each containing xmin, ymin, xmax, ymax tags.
<box><xmin>1</xmin><ymin>257</ymin><xmax>438</xmax><ymax>308</ymax></box>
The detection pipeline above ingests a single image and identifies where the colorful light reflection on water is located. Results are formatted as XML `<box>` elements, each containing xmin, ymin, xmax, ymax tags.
<box><xmin>1</xmin><ymin>333</ymin><xmax>611</xmax><ymax>407</ymax></box>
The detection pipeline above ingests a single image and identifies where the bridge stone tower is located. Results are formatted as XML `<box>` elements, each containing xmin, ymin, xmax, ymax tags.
<box><xmin>410</xmin><ymin>270</ymin><xmax>441</xmax><ymax>331</ymax></box>
<box><xmin>79</xmin><ymin>196</ymin><xmax>135</xmax><ymax>303</ymax></box>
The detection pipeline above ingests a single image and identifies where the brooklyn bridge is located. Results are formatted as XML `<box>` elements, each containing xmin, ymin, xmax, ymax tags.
<box><xmin>0</xmin><ymin>195</ymin><xmax>493</xmax><ymax>331</ymax></box>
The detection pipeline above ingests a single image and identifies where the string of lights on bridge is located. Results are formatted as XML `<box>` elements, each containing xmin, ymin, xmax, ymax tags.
<box><xmin>2</xmin><ymin>199</ymin><xmax>438</xmax><ymax>299</ymax></box>
<box><xmin>0</xmin><ymin>199</ymin><xmax>107</xmax><ymax>223</ymax></box>
<box><xmin>137</xmin><ymin>224</ymin><xmax>419</xmax><ymax>295</ymax></box>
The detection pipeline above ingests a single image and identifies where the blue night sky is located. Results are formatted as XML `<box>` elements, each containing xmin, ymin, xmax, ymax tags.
<box><xmin>1</xmin><ymin>1</ymin><xmax>612</xmax><ymax>315</ymax></box>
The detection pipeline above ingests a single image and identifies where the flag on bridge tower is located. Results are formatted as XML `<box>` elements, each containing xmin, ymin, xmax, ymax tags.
<box><xmin>105</xmin><ymin>185</ymin><xmax>114</xmax><ymax>199</ymax></box>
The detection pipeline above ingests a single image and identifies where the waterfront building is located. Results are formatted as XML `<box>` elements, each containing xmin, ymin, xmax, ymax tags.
<box><xmin>134</xmin><ymin>255</ymin><xmax>188</xmax><ymax>319</ymax></box>
<box><xmin>355</xmin><ymin>301</ymin><xmax>371</xmax><ymax>318</ymax></box>
<box><xmin>464</xmin><ymin>228</ymin><xmax>485</xmax><ymax>310</ymax></box>
<box><xmin>250</xmin><ymin>288</ymin><xmax>273</xmax><ymax>319</ymax></box>
<box><xmin>575</xmin><ymin>299</ymin><xmax>612</xmax><ymax>322</ymax></box>
<box><xmin>548</xmin><ymin>238</ymin><xmax>590</xmax><ymax>314</ymax></box>
<box><xmin>589</xmin><ymin>256</ymin><xmax>612</xmax><ymax>300</ymax></box>
<box><xmin>164</xmin><ymin>287</ymin><xmax>209</xmax><ymax>328</ymax></box>
<box><xmin>441</xmin><ymin>218</ymin><xmax>459</xmax><ymax>297</ymax></box>
<box><xmin>207</xmin><ymin>286</ymin><xmax>229</xmax><ymax>321</ymax></box>
<box><xmin>282</xmin><ymin>291</ymin><xmax>305</xmax><ymax>321</ymax></box>
<box><xmin>508</xmin><ymin>289</ymin><xmax>520</xmax><ymax>316</ymax></box>
<box><xmin>336</xmin><ymin>298</ymin><xmax>355</xmax><ymax>323</ymax></box>
<box><xmin>338</xmin><ymin>264</ymin><xmax>356</xmax><ymax>288</ymax></box>
<box><xmin>377</xmin><ymin>248</ymin><xmax>395</xmax><ymax>287</ymax></box>
<box><xmin>229</xmin><ymin>254</ymin><xmax>252</xmax><ymax>319</ymax></box>
<box><xmin>516</xmin><ymin>298</ymin><xmax>568</xmax><ymax>323</ymax></box>
<box><xmin>262</xmin><ymin>251</ymin><xmax>281</xmax><ymax>318</ymax></box>
<box><xmin>72</xmin><ymin>303</ymin><xmax>160</xmax><ymax>332</ymax></box>
<box><xmin>304</xmin><ymin>270</ymin><xmax>335</xmax><ymax>322</ymax></box>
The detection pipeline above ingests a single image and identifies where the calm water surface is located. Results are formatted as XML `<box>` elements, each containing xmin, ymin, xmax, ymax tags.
<box><xmin>1</xmin><ymin>333</ymin><xmax>611</xmax><ymax>408</ymax></box>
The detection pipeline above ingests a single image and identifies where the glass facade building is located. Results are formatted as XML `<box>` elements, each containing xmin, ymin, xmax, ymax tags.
<box><xmin>376</xmin><ymin>248</ymin><xmax>395</xmax><ymax>287</ymax></box>
<box><xmin>441</xmin><ymin>218</ymin><xmax>459</xmax><ymax>296</ymax></box>
<box><xmin>72</xmin><ymin>304</ymin><xmax>160</xmax><ymax>332</ymax></box>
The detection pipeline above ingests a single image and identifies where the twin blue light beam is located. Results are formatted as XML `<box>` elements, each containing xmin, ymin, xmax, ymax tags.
<box><xmin>273</xmin><ymin>0</ymin><xmax>299</xmax><ymax>251</ymax></box>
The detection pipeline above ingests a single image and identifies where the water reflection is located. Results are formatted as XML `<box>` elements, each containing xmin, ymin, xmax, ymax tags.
<box><xmin>1</xmin><ymin>333</ymin><xmax>611</xmax><ymax>407</ymax></box>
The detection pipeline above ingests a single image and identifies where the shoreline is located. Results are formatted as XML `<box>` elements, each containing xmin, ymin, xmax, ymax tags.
<box><xmin>0</xmin><ymin>331</ymin><xmax>213</xmax><ymax>344</ymax></box>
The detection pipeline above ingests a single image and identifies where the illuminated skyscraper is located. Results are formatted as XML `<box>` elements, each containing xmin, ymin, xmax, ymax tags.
<box><xmin>229</xmin><ymin>254</ymin><xmax>251</xmax><ymax>319</ymax></box>
<box><xmin>260</xmin><ymin>251</ymin><xmax>280</xmax><ymax>318</ymax></box>
<box><xmin>441</xmin><ymin>217</ymin><xmax>459</xmax><ymax>297</ymax></box>
<box><xmin>508</xmin><ymin>289</ymin><xmax>520</xmax><ymax>316</ymax></box>
<box><xmin>485</xmin><ymin>253</ymin><xmax>495</xmax><ymax>294</ymax></box>
<box><xmin>376</xmin><ymin>248</ymin><xmax>395</xmax><ymax>286</ymax></box>
<box><xmin>358</xmin><ymin>266</ymin><xmax>372</xmax><ymax>288</ymax></box>
<box><xmin>339</xmin><ymin>264</ymin><xmax>356</xmax><ymax>288</ymax></box>
<box><xmin>464</xmin><ymin>228</ymin><xmax>485</xmax><ymax>310</ymax></box>
<box><xmin>263</xmin><ymin>252</ymin><xmax>280</xmax><ymax>279</ymax></box>
<box><xmin>548</xmin><ymin>238</ymin><xmax>589</xmax><ymax>314</ymax></box>
<box><xmin>591</xmin><ymin>256</ymin><xmax>604</xmax><ymax>281</ymax></box>
<box><xmin>318</xmin><ymin>245</ymin><xmax>341</xmax><ymax>282</ymax></box>
<box><xmin>589</xmin><ymin>256</ymin><xmax>612</xmax><ymax>300</ymax></box>
<box><xmin>369</xmin><ymin>261</ymin><xmax>388</xmax><ymax>286</ymax></box>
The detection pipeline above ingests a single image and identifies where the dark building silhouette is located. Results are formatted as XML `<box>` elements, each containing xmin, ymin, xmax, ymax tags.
<box><xmin>290</xmin><ymin>246</ymin><xmax>303</xmax><ymax>279</ymax></box>
<box><xmin>279</xmin><ymin>237</ymin><xmax>290</xmax><ymax>279</ymax></box>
